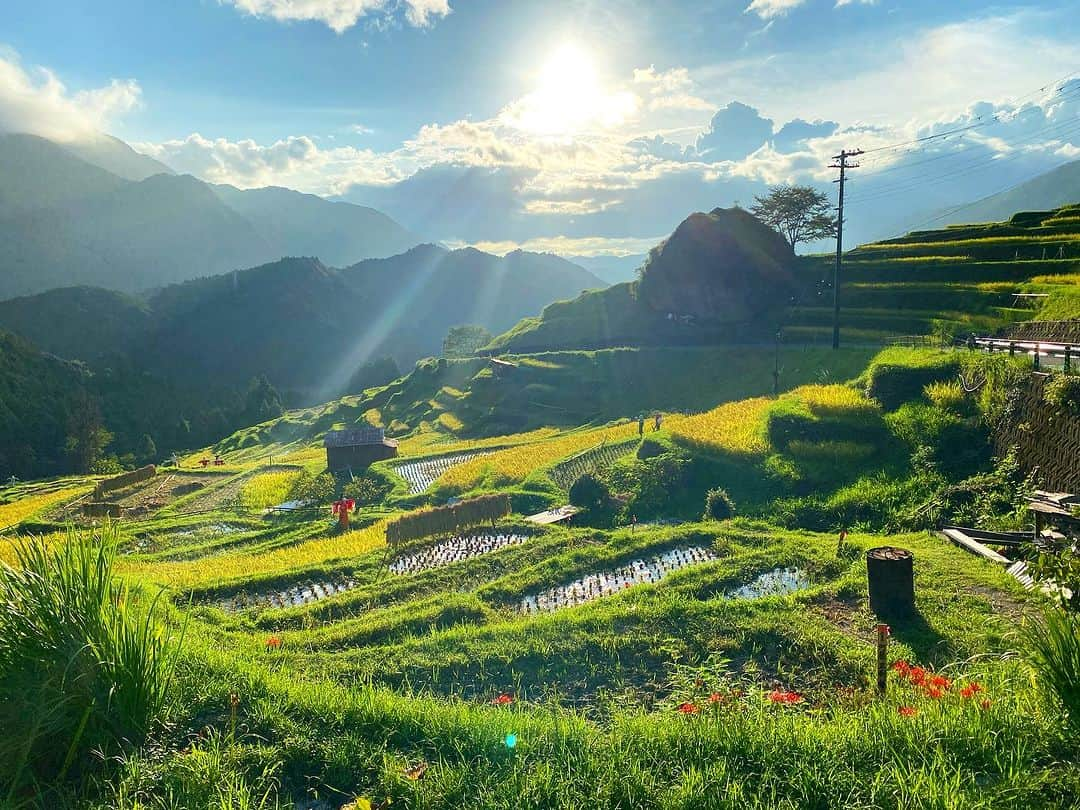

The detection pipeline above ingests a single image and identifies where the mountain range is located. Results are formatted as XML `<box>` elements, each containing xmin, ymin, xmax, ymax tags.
<box><xmin>0</xmin><ymin>133</ymin><xmax>419</xmax><ymax>298</ymax></box>
<box><xmin>0</xmin><ymin>247</ymin><xmax>603</xmax><ymax>398</ymax></box>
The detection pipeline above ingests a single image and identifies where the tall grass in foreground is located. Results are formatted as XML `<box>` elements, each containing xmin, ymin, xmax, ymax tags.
<box><xmin>0</xmin><ymin>527</ymin><xmax>184</xmax><ymax>799</ymax></box>
<box><xmin>1027</xmin><ymin>608</ymin><xmax>1080</xmax><ymax>733</ymax></box>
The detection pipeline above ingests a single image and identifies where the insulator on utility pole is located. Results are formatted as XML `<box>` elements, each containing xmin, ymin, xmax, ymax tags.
<box><xmin>828</xmin><ymin>149</ymin><xmax>862</xmax><ymax>350</ymax></box>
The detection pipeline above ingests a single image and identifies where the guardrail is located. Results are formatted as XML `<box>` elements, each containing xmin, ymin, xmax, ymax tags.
<box><xmin>970</xmin><ymin>337</ymin><xmax>1076</xmax><ymax>372</ymax></box>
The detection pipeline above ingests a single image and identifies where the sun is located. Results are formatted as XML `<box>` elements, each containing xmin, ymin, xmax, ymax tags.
<box><xmin>508</xmin><ymin>43</ymin><xmax>636</xmax><ymax>137</ymax></box>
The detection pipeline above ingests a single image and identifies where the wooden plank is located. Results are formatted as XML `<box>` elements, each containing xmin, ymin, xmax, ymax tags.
<box><xmin>526</xmin><ymin>505</ymin><xmax>581</xmax><ymax>525</ymax></box>
<box><xmin>940</xmin><ymin>528</ymin><xmax>1011</xmax><ymax>565</ymax></box>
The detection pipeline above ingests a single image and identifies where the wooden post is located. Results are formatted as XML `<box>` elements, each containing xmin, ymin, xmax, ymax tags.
<box><xmin>1034</xmin><ymin>343</ymin><xmax>1040</xmax><ymax>370</ymax></box>
<box><xmin>876</xmin><ymin>623</ymin><xmax>889</xmax><ymax>696</ymax></box>
<box><xmin>866</xmin><ymin>547</ymin><xmax>915</xmax><ymax>617</ymax></box>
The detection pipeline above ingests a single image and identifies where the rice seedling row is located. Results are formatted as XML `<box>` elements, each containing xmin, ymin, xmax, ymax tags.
<box><xmin>217</xmin><ymin>575</ymin><xmax>358</xmax><ymax>611</ymax></box>
<box><xmin>392</xmin><ymin>450</ymin><xmax>497</xmax><ymax>493</ymax></box>
<box><xmin>388</xmin><ymin>531</ymin><xmax>530</xmax><ymax>574</ymax></box>
<box><xmin>519</xmin><ymin>544</ymin><xmax>719</xmax><ymax>613</ymax></box>
<box><xmin>548</xmin><ymin>441</ymin><xmax>636</xmax><ymax>490</ymax></box>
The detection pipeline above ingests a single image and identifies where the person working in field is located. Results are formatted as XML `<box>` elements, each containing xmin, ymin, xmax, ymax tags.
<box><xmin>654</xmin><ymin>413</ymin><xmax>663</xmax><ymax>431</ymax></box>
<box><xmin>638</xmin><ymin>414</ymin><xmax>645</xmax><ymax>436</ymax></box>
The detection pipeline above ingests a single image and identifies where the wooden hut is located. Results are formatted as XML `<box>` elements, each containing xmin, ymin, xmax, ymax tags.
<box><xmin>324</xmin><ymin>427</ymin><xmax>398</xmax><ymax>473</ymax></box>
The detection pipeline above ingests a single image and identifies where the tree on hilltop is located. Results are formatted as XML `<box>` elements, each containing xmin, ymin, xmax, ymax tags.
<box><xmin>751</xmin><ymin>185</ymin><xmax>837</xmax><ymax>251</ymax></box>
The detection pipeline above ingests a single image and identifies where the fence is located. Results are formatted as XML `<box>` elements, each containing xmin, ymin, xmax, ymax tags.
<box><xmin>93</xmin><ymin>464</ymin><xmax>156</xmax><ymax>500</ymax></box>
<box><xmin>386</xmin><ymin>493</ymin><xmax>512</xmax><ymax>546</ymax></box>
<box><xmin>972</xmin><ymin>337</ymin><xmax>1077</xmax><ymax>372</ymax></box>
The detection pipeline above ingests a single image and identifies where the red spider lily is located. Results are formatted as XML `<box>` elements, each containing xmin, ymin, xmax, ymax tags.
<box><xmin>929</xmin><ymin>674</ymin><xmax>951</xmax><ymax>690</ymax></box>
<box><xmin>892</xmin><ymin>660</ymin><xmax>910</xmax><ymax>676</ymax></box>
<box><xmin>491</xmin><ymin>693</ymin><xmax>514</xmax><ymax>706</ymax></box>
<box><xmin>677</xmin><ymin>702</ymin><xmax>700</xmax><ymax>714</ymax></box>
<box><xmin>959</xmin><ymin>682</ymin><xmax>984</xmax><ymax>699</ymax></box>
<box><xmin>708</xmin><ymin>692</ymin><xmax>724</xmax><ymax>704</ymax></box>
<box><xmin>265</xmin><ymin>636</ymin><xmax>282</xmax><ymax>650</ymax></box>
<box><xmin>897</xmin><ymin>706</ymin><xmax>917</xmax><ymax>717</ymax></box>
<box><xmin>925</xmin><ymin>686</ymin><xmax>945</xmax><ymax>700</ymax></box>
<box><xmin>768</xmin><ymin>690</ymin><xmax>803</xmax><ymax>704</ymax></box>
<box><xmin>907</xmin><ymin>666</ymin><xmax>927</xmax><ymax>686</ymax></box>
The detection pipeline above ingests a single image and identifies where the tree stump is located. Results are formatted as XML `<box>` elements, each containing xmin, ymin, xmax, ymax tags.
<box><xmin>866</xmin><ymin>546</ymin><xmax>915</xmax><ymax>617</ymax></box>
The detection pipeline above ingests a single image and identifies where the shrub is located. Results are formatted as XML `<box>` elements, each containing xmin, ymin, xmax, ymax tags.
<box><xmin>0</xmin><ymin>529</ymin><xmax>183</xmax><ymax>791</ymax></box>
<box><xmin>569</xmin><ymin>473</ymin><xmax>611</xmax><ymax>511</ymax></box>
<box><xmin>287</xmin><ymin>471</ymin><xmax>336</xmax><ymax>505</ymax></box>
<box><xmin>704</xmin><ymin>488</ymin><xmax>735</xmax><ymax>520</ymax></box>
<box><xmin>863</xmin><ymin>352</ymin><xmax>959</xmax><ymax>411</ymax></box>
<box><xmin>1045</xmin><ymin>374</ymin><xmax>1080</xmax><ymax>418</ymax></box>
<box><xmin>342</xmin><ymin>471</ymin><xmax>394</xmax><ymax>506</ymax></box>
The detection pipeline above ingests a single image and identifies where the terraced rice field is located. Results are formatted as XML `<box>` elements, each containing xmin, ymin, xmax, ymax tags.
<box><xmin>218</xmin><ymin>576</ymin><xmax>358</xmax><ymax>611</ymax></box>
<box><xmin>548</xmin><ymin>440</ymin><xmax>637</xmax><ymax>490</ymax></box>
<box><xmin>726</xmin><ymin>566</ymin><xmax>811</xmax><ymax>599</ymax></box>
<box><xmin>392</xmin><ymin>450</ymin><xmax>497</xmax><ymax>493</ymax></box>
<box><xmin>519</xmin><ymin>545</ymin><xmax>720</xmax><ymax>613</ymax></box>
<box><xmin>388</xmin><ymin>531</ymin><xmax>530</xmax><ymax>574</ymax></box>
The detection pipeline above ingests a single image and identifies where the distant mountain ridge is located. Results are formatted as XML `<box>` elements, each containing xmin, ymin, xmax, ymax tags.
<box><xmin>932</xmin><ymin>159</ymin><xmax>1080</xmax><ymax>227</ymax></box>
<box><xmin>0</xmin><ymin>247</ymin><xmax>604</xmax><ymax>398</ymax></box>
<box><xmin>0</xmin><ymin>133</ymin><xmax>419</xmax><ymax>299</ymax></box>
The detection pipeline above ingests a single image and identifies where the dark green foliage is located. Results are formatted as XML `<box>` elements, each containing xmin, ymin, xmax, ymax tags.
<box><xmin>863</xmin><ymin>356</ymin><xmax>960</xmax><ymax>411</ymax></box>
<box><xmin>64</xmin><ymin>391</ymin><xmax>114</xmax><ymax>474</ymax></box>
<box><xmin>887</xmin><ymin>403</ymin><xmax>991</xmax><ymax>479</ymax></box>
<box><xmin>243</xmin><ymin>376</ymin><xmax>285</xmax><ymax>426</ymax></box>
<box><xmin>568</xmin><ymin>473</ymin><xmax>611</xmax><ymax>511</ymax></box>
<box><xmin>287</xmin><ymin>471</ymin><xmax>337</xmax><ymax>505</ymax></box>
<box><xmin>704</xmin><ymin>487</ymin><xmax>735</xmax><ymax>520</ymax></box>
<box><xmin>1045</xmin><ymin>374</ymin><xmax>1080</xmax><ymax>418</ymax></box>
<box><xmin>137</xmin><ymin>433</ymin><xmax>158</xmax><ymax>463</ymax></box>
<box><xmin>0</xmin><ymin>530</ymin><xmax>181</xmax><ymax>793</ymax></box>
<box><xmin>342</xmin><ymin>470</ymin><xmax>394</xmax><ymax>506</ymax></box>
<box><xmin>345</xmin><ymin>356</ymin><xmax>400</xmax><ymax>395</ymax></box>
<box><xmin>443</xmin><ymin>324</ymin><xmax>494</xmax><ymax>358</ymax></box>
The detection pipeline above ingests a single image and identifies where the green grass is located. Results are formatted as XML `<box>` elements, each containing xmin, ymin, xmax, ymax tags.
<box><xmin>3</xmin><ymin>343</ymin><xmax>1079</xmax><ymax>807</ymax></box>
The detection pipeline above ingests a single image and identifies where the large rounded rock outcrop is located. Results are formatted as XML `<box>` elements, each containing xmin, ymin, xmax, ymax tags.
<box><xmin>637</xmin><ymin>207</ymin><xmax>796</xmax><ymax>322</ymax></box>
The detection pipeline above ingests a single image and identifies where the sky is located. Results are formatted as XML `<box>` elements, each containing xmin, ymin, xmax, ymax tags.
<box><xmin>2</xmin><ymin>0</ymin><xmax>1080</xmax><ymax>256</ymax></box>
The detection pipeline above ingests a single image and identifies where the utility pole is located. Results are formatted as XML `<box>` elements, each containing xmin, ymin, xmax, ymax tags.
<box><xmin>829</xmin><ymin>149</ymin><xmax>862</xmax><ymax>349</ymax></box>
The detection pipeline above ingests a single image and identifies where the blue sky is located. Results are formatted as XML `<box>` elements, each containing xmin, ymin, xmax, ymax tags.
<box><xmin>2</xmin><ymin>1</ymin><xmax>1079</xmax><ymax>254</ymax></box>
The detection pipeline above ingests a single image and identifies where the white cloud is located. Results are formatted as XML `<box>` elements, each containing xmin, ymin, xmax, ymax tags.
<box><xmin>0</xmin><ymin>52</ymin><xmax>141</xmax><ymax>141</ymax></box>
<box><xmin>835</xmin><ymin>0</ymin><xmax>876</xmax><ymax>7</ymax></box>
<box><xmin>135</xmin><ymin>132</ymin><xmax>402</xmax><ymax>192</ymax></box>
<box><xmin>744</xmin><ymin>0</ymin><xmax>806</xmax><ymax>21</ymax></box>
<box><xmin>221</xmin><ymin>0</ymin><xmax>451</xmax><ymax>33</ymax></box>
<box><xmin>633</xmin><ymin>65</ymin><xmax>712</xmax><ymax>112</ymax></box>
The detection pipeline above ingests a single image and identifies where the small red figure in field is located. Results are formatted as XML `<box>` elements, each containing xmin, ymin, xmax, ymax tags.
<box><xmin>200</xmin><ymin>457</ymin><xmax>210</xmax><ymax>468</ymax></box>
<box><xmin>331</xmin><ymin>498</ymin><xmax>355</xmax><ymax>530</ymax></box>
<box><xmin>491</xmin><ymin>693</ymin><xmax>514</xmax><ymax>706</ymax></box>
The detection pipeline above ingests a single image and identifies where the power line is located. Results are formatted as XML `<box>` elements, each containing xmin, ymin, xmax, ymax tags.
<box><xmin>846</xmin><ymin>113</ymin><xmax>1080</xmax><ymax>205</ymax></box>
<box><xmin>854</xmin><ymin>70</ymin><xmax>1080</xmax><ymax>162</ymax></box>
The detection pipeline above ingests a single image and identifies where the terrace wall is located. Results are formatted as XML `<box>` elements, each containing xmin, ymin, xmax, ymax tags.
<box><xmin>994</xmin><ymin>373</ymin><xmax>1080</xmax><ymax>492</ymax></box>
